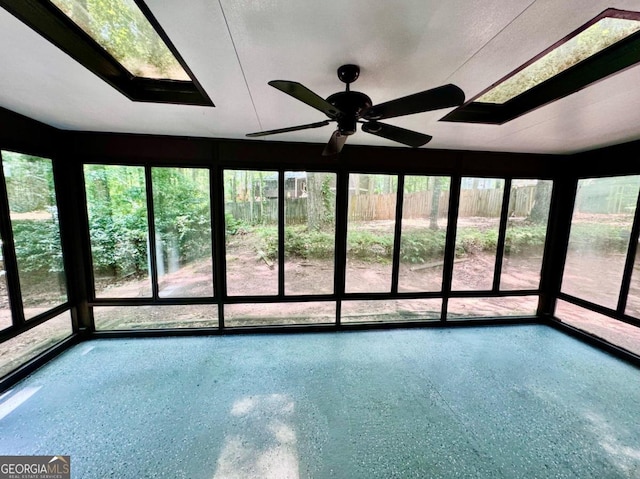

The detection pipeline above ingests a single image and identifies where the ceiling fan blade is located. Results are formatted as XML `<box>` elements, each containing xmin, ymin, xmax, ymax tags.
<box><xmin>246</xmin><ymin>120</ymin><xmax>331</xmax><ymax>137</ymax></box>
<box><xmin>269</xmin><ymin>80</ymin><xmax>343</xmax><ymax>119</ymax></box>
<box><xmin>361</xmin><ymin>84</ymin><xmax>465</xmax><ymax>120</ymax></box>
<box><xmin>361</xmin><ymin>121</ymin><xmax>432</xmax><ymax>147</ymax></box>
<box><xmin>322</xmin><ymin>130</ymin><xmax>348</xmax><ymax>156</ymax></box>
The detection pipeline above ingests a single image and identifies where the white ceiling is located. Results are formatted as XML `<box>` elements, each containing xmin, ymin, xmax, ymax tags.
<box><xmin>1</xmin><ymin>0</ymin><xmax>640</xmax><ymax>155</ymax></box>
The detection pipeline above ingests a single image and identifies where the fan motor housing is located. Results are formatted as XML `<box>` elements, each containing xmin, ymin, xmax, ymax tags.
<box><xmin>326</xmin><ymin>91</ymin><xmax>372</xmax><ymax>135</ymax></box>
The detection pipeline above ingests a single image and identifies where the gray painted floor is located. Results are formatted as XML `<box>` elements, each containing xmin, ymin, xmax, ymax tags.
<box><xmin>1</xmin><ymin>325</ymin><xmax>639</xmax><ymax>478</ymax></box>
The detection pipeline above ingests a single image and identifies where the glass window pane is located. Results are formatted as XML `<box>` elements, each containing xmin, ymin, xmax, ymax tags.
<box><xmin>626</xmin><ymin>241</ymin><xmax>640</xmax><ymax>318</ymax></box>
<box><xmin>561</xmin><ymin>176</ymin><xmax>640</xmax><ymax>309</ymax></box>
<box><xmin>0</xmin><ymin>238</ymin><xmax>12</xmax><ymax>330</ymax></box>
<box><xmin>152</xmin><ymin>167</ymin><xmax>213</xmax><ymax>298</ymax></box>
<box><xmin>2</xmin><ymin>152</ymin><xmax>67</xmax><ymax>319</ymax></box>
<box><xmin>452</xmin><ymin>178</ymin><xmax>505</xmax><ymax>291</ymax></box>
<box><xmin>224</xmin><ymin>170</ymin><xmax>278</xmax><ymax>296</ymax></box>
<box><xmin>0</xmin><ymin>311</ymin><xmax>72</xmax><ymax>379</ymax></box>
<box><xmin>84</xmin><ymin>164</ymin><xmax>151</xmax><ymax>298</ymax></box>
<box><xmin>345</xmin><ymin>174</ymin><xmax>397</xmax><ymax>293</ymax></box>
<box><xmin>476</xmin><ymin>16</ymin><xmax>640</xmax><ymax>104</ymax></box>
<box><xmin>341</xmin><ymin>299</ymin><xmax>441</xmax><ymax>323</ymax></box>
<box><xmin>501</xmin><ymin>180</ymin><xmax>553</xmax><ymax>290</ymax></box>
<box><xmin>556</xmin><ymin>300</ymin><xmax>640</xmax><ymax>356</ymax></box>
<box><xmin>398</xmin><ymin>176</ymin><xmax>450</xmax><ymax>292</ymax></box>
<box><xmin>285</xmin><ymin>172</ymin><xmax>335</xmax><ymax>295</ymax></box>
<box><xmin>50</xmin><ymin>0</ymin><xmax>189</xmax><ymax>80</ymax></box>
<box><xmin>224</xmin><ymin>302</ymin><xmax>335</xmax><ymax>327</ymax></box>
<box><xmin>447</xmin><ymin>296</ymin><xmax>539</xmax><ymax>319</ymax></box>
<box><xmin>94</xmin><ymin>305</ymin><xmax>218</xmax><ymax>330</ymax></box>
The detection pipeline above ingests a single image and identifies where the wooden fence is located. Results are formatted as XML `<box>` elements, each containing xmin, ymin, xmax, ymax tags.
<box><xmin>226</xmin><ymin>186</ymin><xmax>538</xmax><ymax>224</ymax></box>
<box><xmin>226</xmin><ymin>199</ymin><xmax>306</xmax><ymax>224</ymax></box>
<box><xmin>348</xmin><ymin>186</ymin><xmax>537</xmax><ymax>221</ymax></box>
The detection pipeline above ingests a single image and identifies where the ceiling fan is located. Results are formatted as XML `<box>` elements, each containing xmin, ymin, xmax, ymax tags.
<box><xmin>246</xmin><ymin>64</ymin><xmax>465</xmax><ymax>156</ymax></box>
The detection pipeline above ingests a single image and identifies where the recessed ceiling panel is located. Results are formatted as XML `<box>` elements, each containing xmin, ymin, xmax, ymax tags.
<box><xmin>50</xmin><ymin>0</ymin><xmax>189</xmax><ymax>80</ymax></box>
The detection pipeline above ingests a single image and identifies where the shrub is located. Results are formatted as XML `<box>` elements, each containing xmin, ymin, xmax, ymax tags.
<box><xmin>347</xmin><ymin>230</ymin><xmax>394</xmax><ymax>262</ymax></box>
<box><xmin>12</xmin><ymin>219</ymin><xmax>64</xmax><ymax>273</ymax></box>
<box><xmin>399</xmin><ymin>229</ymin><xmax>447</xmax><ymax>264</ymax></box>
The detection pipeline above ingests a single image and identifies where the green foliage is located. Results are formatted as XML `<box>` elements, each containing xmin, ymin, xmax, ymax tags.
<box><xmin>403</xmin><ymin>176</ymin><xmax>451</xmax><ymax>194</ymax></box>
<box><xmin>320</xmin><ymin>175</ymin><xmax>335</xmax><ymax>225</ymax></box>
<box><xmin>53</xmin><ymin>0</ymin><xmax>181</xmax><ymax>78</ymax></box>
<box><xmin>255</xmin><ymin>223</ymin><xmax>553</xmax><ymax>264</ymax></box>
<box><xmin>284</xmin><ymin>227</ymin><xmax>335</xmax><ymax>259</ymax></box>
<box><xmin>253</xmin><ymin>225</ymin><xmax>278</xmax><ymax>260</ymax></box>
<box><xmin>347</xmin><ymin>230</ymin><xmax>394</xmax><ymax>262</ymax></box>
<box><xmin>2</xmin><ymin>152</ymin><xmax>65</xmax><ymax>293</ymax></box>
<box><xmin>568</xmin><ymin>223</ymin><xmax>631</xmax><ymax>253</ymax></box>
<box><xmin>477</xmin><ymin>18</ymin><xmax>640</xmax><ymax>103</ymax></box>
<box><xmin>12</xmin><ymin>220</ymin><xmax>64</xmax><ymax>273</ymax></box>
<box><xmin>252</xmin><ymin>225</ymin><xmax>335</xmax><ymax>261</ymax></box>
<box><xmin>84</xmin><ymin>165</ymin><xmax>148</xmax><ymax>276</ymax></box>
<box><xmin>455</xmin><ymin>227</ymin><xmax>499</xmax><ymax>255</ymax></box>
<box><xmin>504</xmin><ymin>224</ymin><xmax>549</xmax><ymax>254</ymax></box>
<box><xmin>2</xmin><ymin>153</ymin><xmax>55</xmax><ymax>213</ymax></box>
<box><xmin>399</xmin><ymin>229</ymin><xmax>447</xmax><ymax>264</ymax></box>
<box><xmin>225</xmin><ymin>212</ymin><xmax>248</xmax><ymax>235</ymax></box>
<box><xmin>83</xmin><ymin>165</ymin><xmax>214</xmax><ymax>278</ymax></box>
<box><xmin>152</xmin><ymin>168</ymin><xmax>211</xmax><ymax>268</ymax></box>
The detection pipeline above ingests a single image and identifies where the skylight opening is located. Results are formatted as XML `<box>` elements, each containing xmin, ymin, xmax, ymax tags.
<box><xmin>477</xmin><ymin>16</ymin><xmax>640</xmax><ymax>104</ymax></box>
<box><xmin>49</xmin><ymin>0</ymin><xmax>189</xmax><ymax>80</ymax></box>
<box><xmin>441</xmin><ymin>8</ymin><xmax>640</xmax><ymax>125</ymax></box>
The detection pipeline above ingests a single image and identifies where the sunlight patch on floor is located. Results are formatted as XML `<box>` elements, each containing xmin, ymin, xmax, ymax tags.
<box><xmin>213</xmin><ymin>393</ymin><xmax>299</xmax><ymax>479</ymax></box>
<box><xmin>0</xmin><ymin>386</ymin><xmax>41</xmax><ymax>420</ymax></box>
<box><xmin>584</xmin><ymin>410</ymin><xmax>640</xmax><ymax>475</ymax></box>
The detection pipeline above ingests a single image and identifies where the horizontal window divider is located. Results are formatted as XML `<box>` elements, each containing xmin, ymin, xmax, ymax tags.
<box><xmin>90</xmin><ymin>298</ymin><xmax>217</xmax><ymax>307</ymax></box>
<box><xmin>446</xmin><ymin>315</ymin><xmax>540</xmax><ymax>323</ymax></box>
<box><xmin>0</xmin><ymin>303</ymin><xmax>71</xmax><ymax>343</ymax></box>
<box><xmin>341</xmin><ymin>292</ymin><xmax>438</xmax><ymax>300</ymax></box>
<box><xmin>618</xmin><ymin>313</ymin><xmax>640</xmax><ymax>330</ymax></box>
<box><xmin>223</xmin><ymin>295</ymin><xmax>336</xmax><ymax>304</ymax></box>
<box><xmin>445</xmin><ymin>290</ymin><xmax>540</xmax><ymax>298</ymax></box>
<box><xmin>557</xmin><ymin>293</ymin><xmax>640</xmax><ymax>329</ymax></box>
<box><xmin>546</xmin><ymin>317</ymin><xmax>640</xmax><ymax>368</ymax></box>
<box><xmin>82</xmin><ymin>291</ymin><xmax>554</xmax><ymax>305</ymax></box>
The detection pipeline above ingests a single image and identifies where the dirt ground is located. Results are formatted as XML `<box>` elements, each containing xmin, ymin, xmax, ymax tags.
<box><xmin>91</xmin><ymin>235</ymin><xmax>542</xmax><ymax>326</ymax></box>
<box><xmin>5</xmin><ymin>216</ymin><xmax>640</xmax><ymax>374</ymax></box>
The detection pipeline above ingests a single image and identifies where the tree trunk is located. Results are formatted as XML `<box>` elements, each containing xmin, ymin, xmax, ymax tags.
<box><xmin>429</xmin><ymin>177</ymin><xmax>442</xmax><ymax>230</ymax></box>
<box><xmin>306</xmin><ymin>172</ymin><xmax>334</xmax><ymax>230</ymax></box>
<box><xmin>528</xmin><ymin>180</ymin><xmax>552</xmax><ymax>224</ymax></box>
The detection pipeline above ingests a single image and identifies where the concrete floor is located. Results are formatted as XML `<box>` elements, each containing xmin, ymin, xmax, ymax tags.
<box><xmin>1</xmin><ymin>325</ymin><xmax>639</xmax><ymax>478</ymax></box>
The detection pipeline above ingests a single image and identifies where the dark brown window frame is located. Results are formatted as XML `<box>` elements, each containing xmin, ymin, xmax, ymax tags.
<box><xmin>0</xmin><ymin>0</ymin><xmax>213</xmax><ymax>106</ymax></box>
<box><xmin>442</xmin><ymin>8</ymin><xmax>640</xmax><ymax>125</ymax></box>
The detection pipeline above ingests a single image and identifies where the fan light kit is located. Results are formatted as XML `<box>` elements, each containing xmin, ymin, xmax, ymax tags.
<box><xmin>247</xmin><ymin>64</ymin><xmax>465</xmax><ymax>156</ymax></box>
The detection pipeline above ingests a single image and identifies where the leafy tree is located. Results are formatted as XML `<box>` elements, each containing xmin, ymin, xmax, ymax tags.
<box><xmin>52</xmin><ymin>0</ymin><xmax>183</xmax><ymax>79</ymax></box>
<box><xmin>152</xmin><ymin>167</ymin><xmax>211</xmax><ymax>271</ymax></box>
<box><xmin>84</xmin><ymin>165</ymin><xmax>213</xmax><ymax>280</ymax></box>
<box><xmin>3</xmin><ymin>154</ymin><xmax>55</xmax><ymax>213</ymax></box>
<box><xmin>85</xmin><ymin>164</ymin><xmax>148</xmax><ymax>277</ymax></box>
